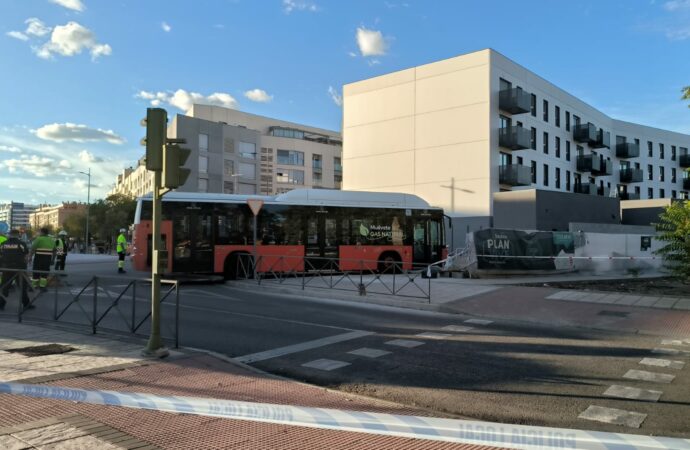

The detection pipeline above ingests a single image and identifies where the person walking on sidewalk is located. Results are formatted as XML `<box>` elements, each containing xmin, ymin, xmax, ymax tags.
<box><xmin>54</xmin><ymin>230</ymin><xmax>68</xmax><ymax>272</ymax></box>
<box><xmin>0</xmin><ymin>229</ymin><xmax>32</xmax><ymax>310</ymax></box>
<box><xmin>117</xmin><ymin>228</ymin><xmax>128</xmax><ymax>274</ymax></box>
<box><xmin>30</xmin><ymin>227</ymin><xmax>55</xmax><ymax>291</ymax></box>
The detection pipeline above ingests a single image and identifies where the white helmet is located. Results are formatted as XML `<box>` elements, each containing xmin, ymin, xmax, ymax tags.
<box><xmin>58</xmin><ymin>230</ymin><xmax>67</xmax><ymax>236</ymax></box>
<box><xmin>119</xmin><ymin>228</ymin><xmax>126</xmax><ymax>233</ymax></box>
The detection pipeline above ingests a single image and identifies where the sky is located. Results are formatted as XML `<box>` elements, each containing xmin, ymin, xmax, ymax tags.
<box><xmin>1</xmin><ymin>0</ymin><xmax>689</xmax><ymax>205</ymax></box>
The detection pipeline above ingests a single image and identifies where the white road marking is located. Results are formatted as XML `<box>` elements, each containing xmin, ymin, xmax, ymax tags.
<box><xmin>639</xmin><ymin>358</ymin><xmax>685</xmax><ymax>370</ymax></box>
<box><xmin>622</xmin><ymin>369</ymin><xmax>675</xmax><ymax>384</ymax></box>
<box><xmin>301</xmin><ymin>359</ymin><xmax>351</xmax><ymax>371</ymax></box>
<box><xmin>660</xmin><ymin>339</ymin><xmax>686</xmax><ymax>346</ymax></box>
<box><xmin>652</xmin><ymin>347</ymin><xmax>689</xmax><ymax>356</ymax></box>
<box><xmin>463</xmin><ymin>319</ymin><xmax>493</xmax><ymax>326</ymax></box>
<box><xmin>416</xmin><ymin>332</ymin><xmax>452</xmax><ymax>340</ymax></box>
<box><xmin>348</xmin><ymin>348</ymin><xmax>391</xmax><ymax>358</ymax></box>
<box><xmin>578</xmin><ymin>405</ymin><xmax>646</xmax><ymax>428</ymax></box>
<box><xmin>184</xmin><ymin>289</ymin><xmax>241</xmax><ymax>300</ymax></box>
<box><xmin>385</xmin><ymin>339</ymin><xmax>424</xmax><ymax>348</ymax></box>
<box><xmin>441</xmin><ymin>325</ymin><xmax>474</xmax><ymax>333</ymax></box>
<box><xmin>234</xmin><ymin>330</ymin><xmax>374</xmax><ymax>364</ymax></box>
<box><xmin>603</xmin><ymin>385</ymin><xmax>662</xmax><ymax>402</ymax></box>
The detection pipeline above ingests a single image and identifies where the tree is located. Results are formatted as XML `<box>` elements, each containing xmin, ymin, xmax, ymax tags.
<box><xmin>683</xmin><ymin>86</ymin><xmax>690</xmax><ymax>104</ymax></box>
<box><xmin>62</xmin><ymin>210</ymin><xmax>86</xmax><ymax>238</ymax></box>
<box><xmin>654</xmin><ymin>201</ymin><xmax>690</xmax><ymax>282</ymax></box>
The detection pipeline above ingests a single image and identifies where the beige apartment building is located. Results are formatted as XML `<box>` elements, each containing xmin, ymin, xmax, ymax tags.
<box><xmin>108</xmin><ymin>159</ymin><xmax>153</xmax><ymax>199</ymax></box>
<box><xmin>343</xmin><ymin>49</ymin><xmax>690</xmax><ymax>222</ymax></box>
<box><xmin>29</xmin><ymin>202</ymin><xmax>86</xmax><ymax>231</ymax></box>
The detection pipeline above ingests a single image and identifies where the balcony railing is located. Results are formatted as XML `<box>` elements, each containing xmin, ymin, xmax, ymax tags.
<box><xmin>499</xmin><ymin>126</ymin><xmax>531</xmax><ymax>150</ymax></box>
<box><xmin>618</xmin><ymin>192</ymin><xmax>640</xmax><ymax>200</ymax></box>
<box><xmin>334</xmin><ymin>164</ymin><xmax>343</xmax><ymax>173</ymax></box>
<box><xmin>680</xmin><ymin>154</ymin><xmax>690</xmax><ymax>168</ymax></box>
<box><xmin>573</xmin><ymin>182</ymin><xmax>596</xmax><ymax>195</ymax></box>
<box><xmin>684</xmin><ymin>178</ymin><xmax>690</xmax><ymax>190</ymax></box>
<box><xmin>499</xmin><ymin>87</ymin><xmax>531</xmax><ymax>114</ymax></box>
<box><xmin>573</xmin><ymin>122</ymin><xmax>598</xmax><ymax>145</ymax></box>
<box><xmin>616</xmin><ymin>142</ymin><xmax>640</xmax><ymax>158</ymax></box>
<box><xmin>620</xmin><ymin>167</ymin><xmax>643</xmax><ymax>183</ymax></box>
<box><xmin>576</xmin><ymin>154</ymin><xmax>601</xmax><ymax>173</ymax></box>
<box><xmin>592</xmin><ymin>129</ymin><xmax>610</xmax><ymax>149</ymax></box>
<box><xmin>597</xmin><ymin>185</ymin><xmax>611</xmax><ymax>197</ymax></box>
<box><xmin>499</xmin><ymin>164</ymin><xmax>532</xmax><ymax>186</ymax></box>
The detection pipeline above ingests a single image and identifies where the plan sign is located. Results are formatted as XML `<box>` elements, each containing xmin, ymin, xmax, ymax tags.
<box><xmin>473</xmin><ymin>229</ymin><xmax>575</xmax><ymax>271</ymax></box>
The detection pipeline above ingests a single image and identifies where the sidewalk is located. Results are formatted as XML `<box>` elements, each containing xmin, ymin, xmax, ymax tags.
<box><xmin>0</xmin><ymin>322</ymin><xmax>501</xmax><ymax>450</ymax></box>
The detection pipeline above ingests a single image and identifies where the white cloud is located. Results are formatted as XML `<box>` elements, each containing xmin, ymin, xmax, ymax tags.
<box><xmin>6</xmin><ymin>31</ymin><xmax>29</xmax><ymax>41</ymax></box>
<box><xmin>664</xmin><ymin>0</ymin><xmax>690</xmax><ymax>10</ymax></box>
<box><xmin>161</xmin><ymin>21</ymin><xmax>171</xmax><ymax>32</ymax></box>
<box><xmin>49</xmin><ymin>0</ymin><xmax>85</xmax><ymax>12</ymax></box>
<box><xmin>137</xmin><ymin>89</ymin><xmax>240</xmax><ymax>111</ymax></box>
<box><xmin>36</xmin><ymin>21</ymin><xmax>111</xmax><ymax>61</ymax></box>
<box><xmin>356</xmin><ymin>27</ymin><xmax>387</xmax><ymax>57</ymax></box>
<box><xmin>25</xmin><ymin>18</ymin><xmax>51</xmax><ymax>37</ymax></box>
<box><xmin>328</xmin><ymin>86</ymin><xmax>342</xmax><ymax>107</ymax></box>
<box><xmin>0</xmin><ymin>154</ymin><xmax>71</xmax><ymax>177</ymax></box>
<box><xmin>0</xmin><ymin>145</ymin><xmax>22</xmax><ymax>153</ymax></box>
<box><xmin>34</xmin><ymin>123</ymin><xmax>125</xmax><ymax>144</ymax></box>
<box><xmin>283</xmin><ymin>0</ymin><xmax>318</xmax><ymax>13</ymax></box>
<box><xmin>667</xmin><ymin>26</ymin><xmax>690</xmax><ymax>39</ymax></box>
<box><xmin>367</xmin><ymin>59</ymin><xmax>381</xmax><ymax>66</ymax></box>
<box><xmin>78</xmin><ymin>150</ymin><xmax>104</xmax><ymax>163</ymax></box>
<box><xmin>244</xmin><ymin>88</ymin><xmax>273</xmax><ymax>103</ymax></box>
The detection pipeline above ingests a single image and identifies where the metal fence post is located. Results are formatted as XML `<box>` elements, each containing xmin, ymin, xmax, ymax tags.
<box><xmin>92</xmin><ymin>276</ymin><xmax>98</xmax><ymax>334</ymax></box>
<box><xmin>175</xmin><ymin>282</ymin><xmax>180</xmax><ymax>349</ymax></box>
<box><xmin>131</xmin><ymin>280</ymin><xmax>137</xmax><ymax>333</ymax></box>
<box><xmin>53</xmin><ymin>271</ymin><xmax>59</xmax><ymax>320</ymax></box>
<box><xmin>428</xmin><ymin>273</ymin><xmax>431</xmax><ymax>304</ymax></box>
<box><xmin>17</xmin><ymin>272</ymin><xmax>23</xmax><ymax>323</ymax></box>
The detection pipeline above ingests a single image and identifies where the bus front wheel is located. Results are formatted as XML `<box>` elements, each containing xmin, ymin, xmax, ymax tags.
<box><xmin>224</xmin><ymin>252</ymin><xmax>253</xmax><ymax>280</ymax></box>
<box><xmin>378</xmin><ymin>252</ymin><xmax>401</xmax><ymax>274</ymax></box>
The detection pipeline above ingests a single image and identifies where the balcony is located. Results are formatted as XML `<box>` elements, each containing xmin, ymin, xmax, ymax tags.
<box><xmin>499</xmin><ymin>164</ymin><xmax>532</xmax><ymax>186</ymax></box>
<box><xmin>684</xmin><ymin>178</ymin><xmax>690</xmax><ymax>190</ymax></box>
<box><xmin>573</xmin><ymin>122</ymin><xmax>597</xmax><ymax>145</ymax></box>
<box><xmin>499</xmin><ymin>87</ymin><xmax>531</xmax><ymax>114</ymax></box>
<box><xmin>592</xmin><ymin>157</ymin><xmax>613</xmax><ymax>176</ymax></box>
<box><xmin>597</xmin><ymin>185</ymin><xmax>610</xmax><ymax>197</ymax></box>
<box><xmin>574</xmin><ymin>182</ymin><xmax>596</xmax><ymax>195</ymax></box>
<box><xmin>616</xmin><ymin>142</ymin><xmax>640</xmax><ymax>158</ymax></box>
<box><xmin>592</xmin><ymin>129</ymin><xmax>610</xmax><ymax>149</ymax></box>
<box><xmin>680</xmin><ymin>154</ymin><xmax>690</xmax><ymax>168</ymax></box>
<box><xmin>576</xmin><ymin>154</ymin><xmax>601</xmax><ymax>173</ymax></box>
<box><xmin>619</xmin><ymin>167</ymin><xmax>643</xmax><ymax>183</ymax></box>
<box><xmin>619</xmin><ymin>192</ymin><xmax>640</xmax><ymax>200</ymax></box>
<box><xmin>499</xmin><ymin>126</ymin><xmax>531</xmax><ymax>150</ymax></box>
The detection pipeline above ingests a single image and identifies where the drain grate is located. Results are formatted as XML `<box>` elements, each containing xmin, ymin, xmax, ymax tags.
<box><xmin>6</xmin><ymin>343</ymin><xmax>76</xmax><ymax>357</ymax></box>
<box><xmin>598</xmin><ymin>310</ymin><xmax>629</xmax><ymax>318</ymax></box>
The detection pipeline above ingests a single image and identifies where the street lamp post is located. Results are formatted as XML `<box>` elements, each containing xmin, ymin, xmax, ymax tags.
<box><xmin>78</xmin><ymin>168</ymin><xmax>91</xmax><ymax>253</ymax></box>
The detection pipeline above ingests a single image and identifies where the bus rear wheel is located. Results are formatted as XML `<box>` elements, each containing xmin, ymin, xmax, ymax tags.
<box><xmin>224</xmin><ymin>252</ymin><xmax>254</xmax><ymax>280</ymax></box>
<box><xmin>378</xmin><ymin>252</ymin><xmax>401</xmax><ymax>274</ymax></box>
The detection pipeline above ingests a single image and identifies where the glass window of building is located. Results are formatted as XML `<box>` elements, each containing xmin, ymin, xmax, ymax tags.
<box><xmin>199</xmin><ymin>155</ymin><xmax>208</xmax><ymax>173</ymax></box>
<box><xmin>223</xmin><ymin>181</ymin><xmax>235</xmax><ymax>194</ymax></box>
<box><xmin>555</xmin><ymin>106</ymin><xmax>560</xmax><ymax>127</ymax></box>
<box><xmin>647</xmin><ymin>164</ymin><xmax>653</xmax><ymax>181</ymax></box>
<box><xmin>312</xmin><ymin>154</ymin><xmax>322</xmax><ymax>170</ymax></box>
<box><xmin>648</xmin><ymin>141</ymin><xmax>653</xmax><ymax>157</ymax></box>
<box><xmin>239</xmin><ymin>162</ymin><xmax>256</xmax><ymax>180</ymax></box>
<box><xmin>238</xmin><ymin>183</ymin><xmax>256</xmax><ymax>195</ymax></box>
<box><xmin>659</xmin><ymin>143</ymin><xmax>665</xmax><ymax>159</ymax></box>
<box><xmin>565</xmin><ymin>111</ymin><xmax>570</xmax><ymax>131</ymax></box>
<box><xmin>334</xmin><ymin>156</ymin><xmax>342</xmax><ymax>172</ymax></box>
<box><xmin>276</xmin><ymin>169</ymin><xmax>304</xmax><ymax>184</ymax></box>
<box><xmin>277</xmin><ymin>149</ymin><xmax>304</xmax><ymax>166</ymax></box>
<box><xmin>198</xmin><ymin>178</ymin><xmax>208</xmax><ymax>193</ymax></box>
<box><xmin>566</xmin><ymin>170</ymin><xmax>571</xmax><ymax>191</ymax></box>
<box><xmin>224</xmin><ymin>159</ymin><xmax>234</xmax><ymax>176</ymax></box>
<box><xmin>530</xmin><ymin>127</ymin><xmax>537</xmax><ymax>150</ymax></box>
<box><xmin>543</xmin><ymin>100</ymin><xmax>549</xmax><ymax>122</ymax></box>
<box><xmin>555</xmin><ymin>167</ymin><xmax>561</xmax><ymax>189</ymax></box>
<box><xmin>239</xmin><ymin>142</ymin><xmax>256</xmax><ymax>159</ymax></box>
<box><xmin>531</xmin><ymin>161</ymin><xmax>537</xmax><ymax>183</ymax></box>
<box><xmin>313</xmin><ymin>171</ymin><xmax>322</xmax><ymax>185</ymax></box>
<box><xmin>530</xmin><ymin>94</ymin><xmax>537</xmax><ymax>117</ymax></box>
<box><xmin>672</xmin><ymin>168</ymin><xmax>677</xmax><ymax>183</ymax></box>
<box><xmin>573</xmin><ymin>115</ymin><xmax>581</xmax><ymax>126</ymax></box>
<box><xmin>199</xmin><ymin>134</ymin><xmax>209</xmax><ymax>152</ymax></box>
<box><xmin>671</xmin><ymin>146</ymin><xmax>677</xmax><ymax>161</ymax></box>
<box><xmin>659</xmin><ymin>188</ymin><xmax>665</xmax><ymax>198</ymax></box>
<box><xmin>566</xmin><ymin>141</ymin><xmax>571</xmax><ymax>161</ymax></box>
<box><xmin>555</xmin><ymin>137</ymin><xmax>561</xmax><ymax>158</ymax></box>
<box><xmin>659</xmin><ymin>166</ymin><xmax>665</xmax><ymax>182</ymax></box>
<box><xmin>543</xmin><ymin>164</ymin><xmax>549</xmax><ymax>186</ymax></box>
<box><xmin>543</xmin><ymin>132</ymin><xmax>549</xmax><ymax>154</ymax></box>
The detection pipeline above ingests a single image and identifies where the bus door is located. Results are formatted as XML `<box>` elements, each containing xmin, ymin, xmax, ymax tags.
<box><xmin>171</xmin><ymin>205</ymin><xmax>214</xmax><ymax>273</ymax></box>
<box><xmin>305</xmin><ymin>211</ymin><xmax>338</xmax><ymax>270</ymax></box>
<box><xmin>412</xmin><ymin>215</ymin><xmax>442</xmax><ymax>265</ymax></box>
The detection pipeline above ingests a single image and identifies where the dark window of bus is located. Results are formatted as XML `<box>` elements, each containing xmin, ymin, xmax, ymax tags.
<box><xmin>216</xmin><ymin>204</ymin><xmax>251</xmax><ymax>245</ymax></box>
<box><xmin>258</xmin><ymin>205</ymin><xmax>304</xmax><ymax>245</ymax></box>
<box><xmin>349</xmin><ymin>209</ymin><xmax>406</xmax><ymax>246</ymax></box>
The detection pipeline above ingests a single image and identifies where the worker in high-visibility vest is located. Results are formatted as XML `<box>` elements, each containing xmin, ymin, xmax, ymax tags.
<box><xmin>54</xmin><ymin>230</ymin><xmax>68</xmax><ymax>272</ymax></box>
<box><xmin>30</xmin><ymin>227</ymin><xmax>55</xmax><ymax>291</ymax></box>
<box><xmin>117</xmin><ymin>228</ymin><xmax>128</xmax><ymax>274</ymax></box>
<box><xmin>0</xmin><ymin>230</ymin><xmax>6</xmax><ymax>285</ymax></box>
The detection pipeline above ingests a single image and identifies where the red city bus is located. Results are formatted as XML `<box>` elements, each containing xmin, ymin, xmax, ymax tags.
<box><xmin>132</xmin><ymin>189</ymin><xmax>446</xmax><ymax>278</ymax></box>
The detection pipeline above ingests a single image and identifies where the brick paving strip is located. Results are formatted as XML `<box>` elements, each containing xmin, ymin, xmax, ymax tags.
<box><xmin>0</xmin><ymin>323</ymin><xmax>501</xmax><ymax>450</ymax></box>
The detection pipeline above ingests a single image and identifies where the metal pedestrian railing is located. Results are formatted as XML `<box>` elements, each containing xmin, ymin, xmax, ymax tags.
<box><xmin>0</xmin><ymin>267</ymin><xmax>180</xmax><ymax>348</ymax></box>
<box><xmin>232</xmin><ymin>254</ymin><xmax>434</xmax><ymax>301</ymax></box>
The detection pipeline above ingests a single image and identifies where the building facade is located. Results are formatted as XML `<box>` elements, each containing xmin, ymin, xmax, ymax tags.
<box><xmin>170</xmin><ymin>105</ymin><xmax>342</xmax><ymax>196</ymax></box>
<box><xmin>0</xmin><ymin>202</ymin><xmax>37</xmax><ymax>230</ymax></box>
<box><xmin>29</xmin><ymin>202</ymin><xmax>87</xmax><ymax>231</ymax></box>
<box><xmin>342</xmin><ymin>49</ymin><xmax>690</xmax><ymax>220</ymax></box>
<box><xmin>108</xmin><ymin>159</ymin><xmax>153</xmax><ymax>199</ymax></box>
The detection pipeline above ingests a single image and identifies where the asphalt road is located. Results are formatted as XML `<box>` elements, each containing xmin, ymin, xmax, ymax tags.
<box><xmin>3</xmin><ymin>257</ymin><xmax>689</xmax><ymax>438</ymax></box>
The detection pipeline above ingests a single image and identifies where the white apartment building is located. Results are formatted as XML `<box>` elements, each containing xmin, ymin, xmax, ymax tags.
<box><xmin>343</xmin><ymin>49</ymin><xmax>690</xmax><ymax>220</ymax></box>
<box><xmin>0</xmin><ymin>202</ymin><xmax>37</xmax><ymax>230</ymax></box>
<box><xmin>108</xmin><ymin>160</ymin><xmax>153</xmax><ymax>199</ymax></box>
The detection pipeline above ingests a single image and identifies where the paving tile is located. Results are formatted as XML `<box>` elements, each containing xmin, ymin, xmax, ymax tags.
<box><xmin>634</xmin><ymin>296</ymin><xmax>659</xmax><ymax>307</ymax></box>
<box><xmin>442</xmin><ymin>325</ymin><xmax>474</xmax><ymax>332</ymax></box>
<box><xmin>652</xmin><ymin>297</ymin><xmax>679</xmax><ymax>309</ymax></box>
<box><xmin>623</xmin><ymin>369</ymin><xmax>675</xmax><ymax>384</ymax></box>
<box><xmin>38</xmin><ymin>434</ymin><xmax>123</xmax><ymax>450</ymax></box>
<box><xmin>384</xmin><ymin>339</ymin><xmax>424</xmax><ymax>348</ymax></box>
<box><xmin>415</xmin><ymin>332</ymin><xmax>452</xmax><ymax>340</ymax></box>
<box><xmin>347</xmin><ymin>348</ymin><xmax>391</xmax><ymax>358</ymax></box>
<box><xmin>13</xmin><ymin>423</ymin><xmax>87</xmax><ymax>446</ymax></box>
<box><xmin>578</xmin><ymin>405</ymin><xmax>646</xmax><ymax>428</ymax></box>
<box><xmin>673</xmin><ymin>299</ymin><xmax>690</xmax><ymax>311</ymax></box>
<box><xmin>639</xmin><ymin>358</ymin><xmax>685</xmax><ymax>370</ymax></box>
<box><xmin>301</xmin><ymin>359</ymin><xmax>351</xmax><ymax>371</ymax></box>
<box><xmin>546</xmin><ymin>291</ymin><xmax>569</xmax><ymax>300</ymax></box>
<box><xmin>603</xmin><ymin>385</ymin><xmax>662</xmax><ymax>402</ymax></box>
<box><xmin>0</xmin><ymin>435</ymin><xmax>32</xmax><ymax>450</ymax></box>
<box><xmin>463</xmin><ymin>319</ymin><xmax>493</xmax><ymax>326</ymax></box>
<box><xmin>614</xmin><ymin>295</ymin><xmax>642</xmax><ymax>306</ymax></box>
<box><xmin>599</xmin><ymin>293</ymin><xmax>624</xmax><ymax>304</ymax></box>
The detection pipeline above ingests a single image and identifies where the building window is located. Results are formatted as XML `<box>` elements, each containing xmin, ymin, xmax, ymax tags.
<box><xmin>312</xmin><ymin>154</ymin><xmax>322</xmax><ymax>170</ymax></box>
<box><xmin>647</xmin><ymin>164</ymin><xmax>653</xmax><ymax>181</ymax></box>
<box><xmin>224</xmin><ymin>159</ymin><xmax>234</xmax><ymax>176</ymax></box>
<box><xmin>530</xmin><ymin>94</ymin><xmax>536</xmax><ymax>117</ymax></box>
<box><xmin>239</xmin><ymin>162</ymin><xmax>256</xmax><ymax>180</ymax></box>
<box><xmin>334</xmin><ymin>156</ymin><xmax>342</xmax><ymax>173</ymax></box>
<box><xmin>198</xmin><ymin>155</ymin><xmax>208</xmax><ymax>173</ymax></box>
<box><xmin>543</xmin><ymin>132</ymin><xmax>549</xmax><ymax>154</ymax></box>
<box><xmin>239</xmin><ymin>142</ymin><xmax>256</xmax><ymax>159</ymax></box>
<box><xmin>671</xmin><ymin>146</ymin><xmax>677</xmax><ymax>161</ymax></box>
<box><xmin>555</xmin><ymin>167</ymin><xmax>561</xmax><ymax>189</ymax></box>
<box><xmin>555</xmin><ymin>137</ymin><xmax>561</xmax><ymax>158</ymax></box>
<box><xmin>223</xmin><ymin>181</ymin><xmax>235</xmax><ymax>194</ymax></box>
<box><xmin>199</xmin><ymin>134</ymin><xmax>209</xmax><ymax>152</ymax></box>
<box><xmin>659</xmin><ymin>188</ymin><xmax>665</xmax><ymax>198</ymax></box>
<box><xmin>672</xmin><ymin>190</ymin><xmax>677</xmax><ymax>199</ymax></box>
<box><xmin>659</xmin><ymin>166</ymin><xmax>665</xmax><ymax>182</ymax></box>
<box><xmin>543</xmin><ymin>164</ymin><xmax>549</xmax><ymax>186</ymax></box>
<box><xmin>555</xmin><ymin>106</ymin><xmax>560</xmax><ymax>127</ymax></box>
<box><xmin>277</xmin><ymin>149</ymin><xmax>304</xmax><ymax>166</ymax></box>
<box><xmin>566</xmin><ymin>170</ymin><xmax>571</xmax><ymax>191</ymax></box>
<box><xmin>543</xmin><ymin>100</ymin><xmax>549</xmax><ymax>122</ymax></box>
<box><xmin>648</xmin><ymin>141</ymin><xmax>653</xmax><ymax>157</ymax></box>
<box><xmin>270</xmin><ymin>127</ymin><xmax>305</xmax><ymax>140</ymax></box>
<box><xmin>648</xmin><ymin>187</ymin><xmax>653</xmax><ymax>199</ymax></box>
<box><xmin>276</xmin><ymin>169</ymin><xmax>304</xmax><ymax>184</ymax></box>
<box><xmin>565</xmin><ymin>111</ymin><xmax>570</xmax><ymax>131</ymax></box>
<box><xmin>517</xmin><ymin>156</ymin><xmax>523</xmax><ymax>165</ymax></box>
<box><xmin>672</xmin><ymin>168</ymin><xmax>677</xmax><ymax>183</ymax></box>
<box><xmin>198</xmin><ymin>178</ymin><xmax>208</xmax><ymax>193</ymax></box>
<box><xmin>659</xmin><ymin>143</ymin><xmax>665</xmax><ymax>159</ymax></box>
<box><xmin>573</xmin><ymin>115</ymin><xmax>581</xmax><ymax>126</ymax></box>
<box><xmin>312</xmin><ymin>171</ymin><xmax>322</xmax><ymax>185</ymax></box>
<box><xmin>531</xmin><ymin>161</ymin><xmax>537</xmax><ymax>183</ymax></box>
<box><xmin>576</xmin><ymin>144</ymin><xmax>584</xmax><ymax>156</ymax></box>
<box><xmin>566</xmin><ymin>141</ymin><xmax>571</xmax><ymax>161</ymax></box>
<box><xmin>530</xmin><ymin>127</ymin><xmax>537</xmax><ymax>150</ymax></box>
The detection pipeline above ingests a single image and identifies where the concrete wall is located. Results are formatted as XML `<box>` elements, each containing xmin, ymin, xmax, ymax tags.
<box><xmin>446</xmin><ymin>216</ymin><xmax>492</xmax><ymax>251</ymax></box>
<box><xmin>492</xmin><ymin>189</ymin><xmax>538</xmax><ymax>230</ymax></box>
<box><xmin>574</xmin><ymin>232</ymin><xmax>662</xmax><ymax>274</ymax></box>
<box><xmin>620</xmin><ymin>198</ymin><xmax>673</xmax><ymax>226</ymax></box>
<box><xmin>568</xmin><ymin>222</ymin><xmax>655</xmax><ymax>235</ymax></box>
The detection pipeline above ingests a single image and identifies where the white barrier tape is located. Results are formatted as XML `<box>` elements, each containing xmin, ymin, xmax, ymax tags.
<box><xmin>1</xmin><ymin>382</ymin><xmax>689</xmax><ymax>450</ymax></box>
<box><xmin>475</xmin><ymin>254</ymin><xmax>659</xmax><ymax>260</ymax></box>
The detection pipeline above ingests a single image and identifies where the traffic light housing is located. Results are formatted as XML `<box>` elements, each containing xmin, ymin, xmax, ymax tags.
<box><xmin>141</xmin><ymin>108</ymin><xmax>167</xmax><ymax>171</ymax></box>
<box><xmin>162</xmin><ymin>143</ymin><xmax>191</xmax><ymax>189</ymax></box>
